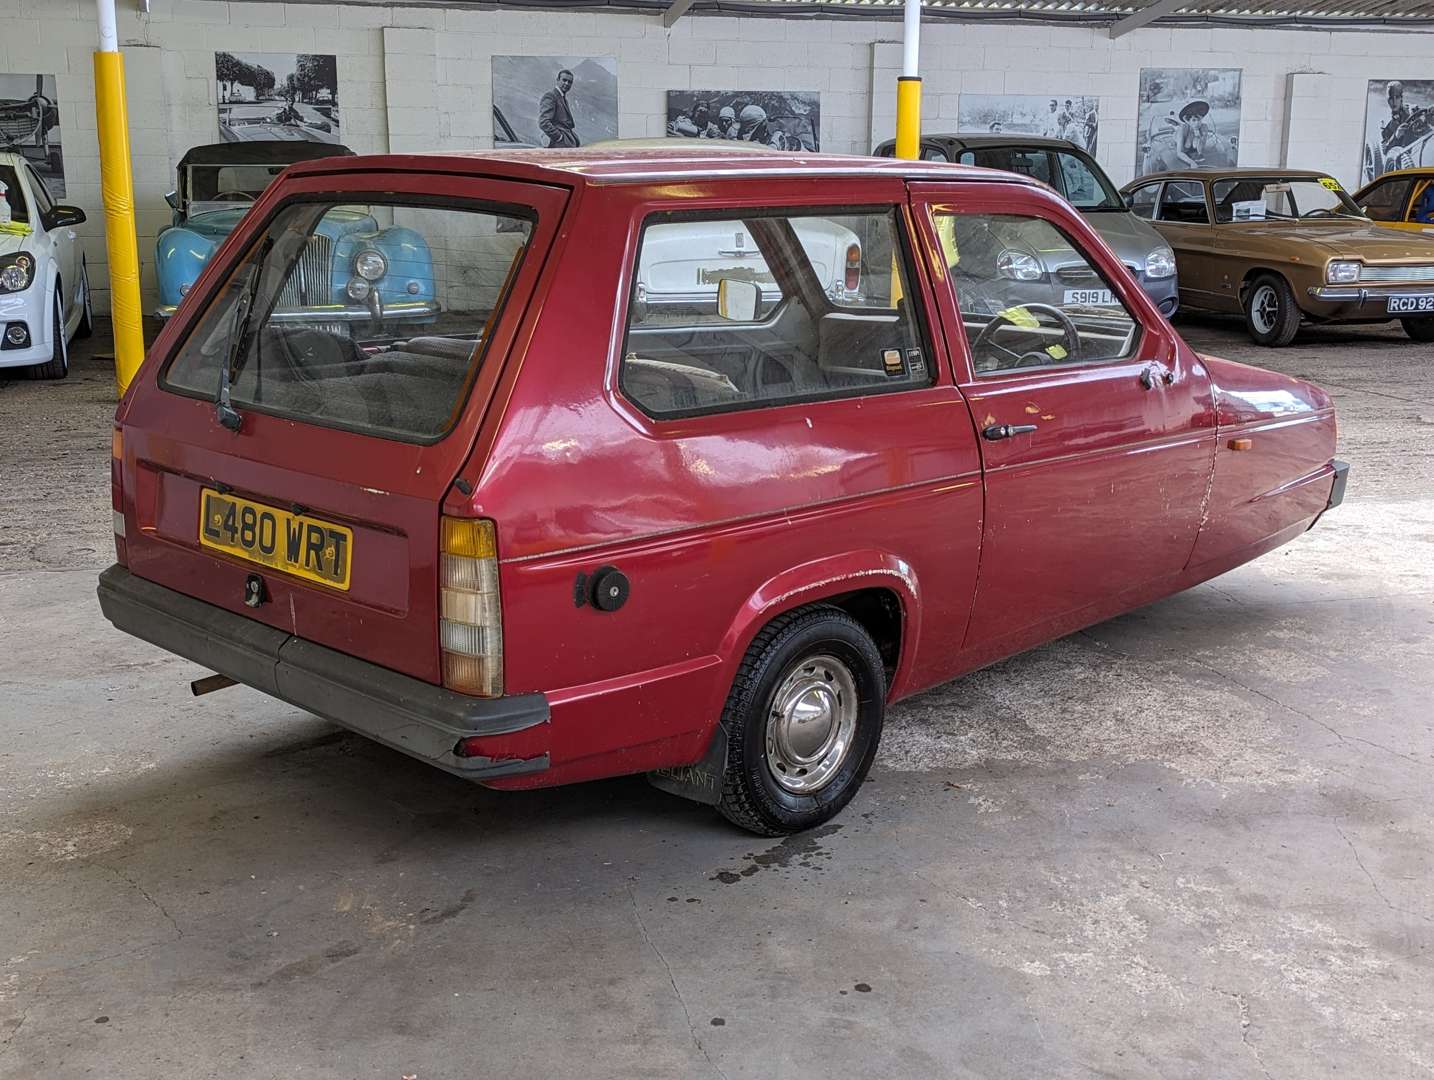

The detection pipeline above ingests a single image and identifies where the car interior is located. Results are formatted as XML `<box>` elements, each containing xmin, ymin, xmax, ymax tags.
<box><xmin>621</xmin><ymin>212</ymin><xmax>931</xmax><ymax>417</ymax></box>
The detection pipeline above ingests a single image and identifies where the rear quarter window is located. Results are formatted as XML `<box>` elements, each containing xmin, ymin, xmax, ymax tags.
<box><xmin>162</xmin><ymin>198</ymin><xmax>532</xmax><ymax>443</ymax></box>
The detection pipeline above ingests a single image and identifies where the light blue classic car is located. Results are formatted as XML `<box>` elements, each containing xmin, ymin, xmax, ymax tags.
<box><xmin>155</xmin><ymin>141</ymin><xmax>437</xmax><ymax>323</ymax></box>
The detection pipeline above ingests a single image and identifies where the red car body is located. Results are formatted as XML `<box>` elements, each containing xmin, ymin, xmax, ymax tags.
<box><xmin>100</xmin><ymin>150</ymin><xmax>1347</xmax><ymax>832</ymax></box>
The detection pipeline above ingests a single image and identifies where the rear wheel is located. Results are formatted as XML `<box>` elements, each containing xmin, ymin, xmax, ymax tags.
<box><xmin>23</xmin><ymin>286</ymin><xmax>68</xmax><ymax>380</ymax></box>
<box><xmin>716</xmin><ymin>606</ymin><xmax>885</xmax><ymax>836</ymax></box>
<box><xmin>1402</xmin><ymin>317</ymin><xmax>1434</xmax><ymax>342</ymax></box>
<box><xmin>1243</xmin><ymin>273</ymin><xmax>1301</xmax><ymax>347</ymax></box>
<box><xmin>75</xmin><ymin>259</ymin><xmax>94</xmax><ymax>339</ymax></box>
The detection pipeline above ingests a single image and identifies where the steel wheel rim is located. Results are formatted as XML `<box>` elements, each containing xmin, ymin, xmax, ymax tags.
<box><xmin>1251</xmin><ymin>284</ymin><xmax>1278</xmax><ymax>335</ymax></box>
<box><xmin>764</xmin><ymin>653</ymin><xmax>858</xmax><ymax>794</ymax></box>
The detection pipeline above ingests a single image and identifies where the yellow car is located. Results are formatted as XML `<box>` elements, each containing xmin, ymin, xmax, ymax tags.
<box><xmin>1353</xmin><ymin>168</ymin><xmax>1434</xmax><ymax>234</ymax></box>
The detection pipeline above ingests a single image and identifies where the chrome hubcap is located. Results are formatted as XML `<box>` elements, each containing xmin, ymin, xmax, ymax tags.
<box><xmin>1251</xmin><ymin>285</ymin><xmax>1278</xmax><ymax>335</ymax></box>
<box><xmin>764</xmin><ymin>653</ymin><xmax>858</xmax><ymax>794</ymax></box>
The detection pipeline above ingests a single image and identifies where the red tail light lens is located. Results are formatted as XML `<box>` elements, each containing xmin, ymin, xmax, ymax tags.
<box><xmin>111</xmin><ymin>426</ymin><xmax>127</xmax><ymax>566</ymax></box>
<box><xmin>844</xmin><ymin>243</ymin><xmax>861</xmax><ymax>293</ymax></box>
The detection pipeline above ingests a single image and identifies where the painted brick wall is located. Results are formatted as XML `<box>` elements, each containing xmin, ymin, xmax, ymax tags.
<box><xmin>2</xmin><ymin>0</ymin><xmax>1430</xmax><ymax>312</ymax></box>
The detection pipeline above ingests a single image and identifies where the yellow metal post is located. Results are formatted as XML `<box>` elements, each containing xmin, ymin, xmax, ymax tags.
<box><xmin>93</xmin><ymin>1</ymin><xmax>144</xmax><ymax>394</ymax></box>
<box><xmin>893</xmin><ymin>0</ymin><xmax>922</xmax><ymax>160</ymax></box>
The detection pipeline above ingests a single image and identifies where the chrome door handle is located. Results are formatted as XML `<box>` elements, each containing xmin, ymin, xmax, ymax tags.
<box><xmin>983</xmin><ymin>423</ymin><xmax>1038</xmax><ymax>440</ymax></box>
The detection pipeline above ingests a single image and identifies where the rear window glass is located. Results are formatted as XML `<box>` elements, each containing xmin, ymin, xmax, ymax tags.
<box><xmin>162</xmin><ymin>200</ymin><xmax>532</xmax><ymax>443</ymax></box>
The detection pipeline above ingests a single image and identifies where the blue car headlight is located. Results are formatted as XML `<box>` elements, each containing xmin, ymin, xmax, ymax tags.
<box><xmin>1145</xmin><ymin>248</ymin><xmax>1176</xmax><ymax>280</ymax></box>
<box><xmin>0</xmin><ymin>253</ymin><xmax>35</xmax><ymax>293</ymax></box>
<box><xmin>354</xmin><ymin>249</ymin><xmax>387</xmax><ymax>281</ymax></box>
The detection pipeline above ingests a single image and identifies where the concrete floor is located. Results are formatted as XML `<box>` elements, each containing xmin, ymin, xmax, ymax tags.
<box><xmin>2</xmin><ymin>316</ymin><xmax>1431</xmax><ymax>1079</ymax></box>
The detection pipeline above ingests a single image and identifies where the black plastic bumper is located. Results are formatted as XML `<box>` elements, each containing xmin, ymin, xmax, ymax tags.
<box><xmin>96</xmin><ymin>565</ymin><xmax>549</xmax><ymax>781</ymax></box>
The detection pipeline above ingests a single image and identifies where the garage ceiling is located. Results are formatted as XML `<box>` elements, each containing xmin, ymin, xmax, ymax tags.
<box><xmin>409</xmin><ymin>0</ymin><xmax>1434</xmax><ymax>28</ymax></box>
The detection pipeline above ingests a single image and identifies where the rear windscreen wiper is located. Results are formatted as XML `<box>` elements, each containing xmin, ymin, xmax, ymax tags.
<box><xmin>216</xmin><ymin>236</ymin><xmax>273</xmax><ymax>433</ymax></box>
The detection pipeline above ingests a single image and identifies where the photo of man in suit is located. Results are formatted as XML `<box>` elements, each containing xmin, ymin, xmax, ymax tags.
<box><xmin>538</xmin><ymin>69</ymin><xmax>579</xmax><ymax>148</ymax></box>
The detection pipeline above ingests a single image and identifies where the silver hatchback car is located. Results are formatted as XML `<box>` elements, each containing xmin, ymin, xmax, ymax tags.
<box><xmin>874</xmin><ymin>134</ymin><xmax>1179</xmax><ymax>316</ymax></box>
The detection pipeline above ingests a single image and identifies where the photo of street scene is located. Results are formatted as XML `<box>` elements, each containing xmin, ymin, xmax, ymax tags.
<box><xmin>959</xmin><ymin>94</ymin><xmax>1099</xmax><ymax>153</ymax></box>
<box><xmin>1136</xmin><ymin>67</ymin><xmax>1241</xmax><ymax>174</ymax></box>
<box><xmin>665</xmin><ymin>90</ymin><xmax>820</xmax><ymax>151</ymax></box>
<box><xmin>215</xmin><ymin>52</ymin><xmax>341</xmax><ymax>144</ymax></box>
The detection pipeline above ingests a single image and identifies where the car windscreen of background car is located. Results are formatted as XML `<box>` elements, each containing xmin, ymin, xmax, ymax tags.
<box><xmin>163</xmin><ymin>200</ymin><xmax>533</xmax><ymax>442</ymax></box>
<box><xmin>1213</xmin><ymin>178</ymin><xmax>1366</xmax><ymax>223</ymax></box>
<box><xmin>0</xmin><ymin>165</ymin><xmax>29</xmax><ymax>224</ymax></box>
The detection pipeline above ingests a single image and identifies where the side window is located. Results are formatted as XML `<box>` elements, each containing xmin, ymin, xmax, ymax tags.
<box><xmin>933</xmin><ymin>211</ymin><xmax>1140</xmax><ymax>375</ymax></box>
<box><xmin>1413</xmin><ymin>180</ymin><xmax>1434</xmax><ymax>224</ymax></box>
<box><xmin>1126</xmin><ymin>183</ymin><xmax>1161</xmax><ymax>220</ymax></box>
<box><xmin>1156</xmin><ymin>181</ymin><xmax>1209</xmax><ymax>224</ymax></box>
<box><xmin>1358</xmin><ymin>178</ymin><xmax>1413</xmax><ymax>222</ymax></box>
<box><xmin>25</xmin><ymin>167</ymin><xmax>54</xmax><ymax>220</ymax></box>
<box><xmin>921</xmin><ymin>145</ymin><xmax>950</xmax><ymax>162</ymax></box>
<box><xmin>620</xmin><ymin>208</ymin><xmax>933</xmax><ymax>419</ymax></box>
<box><xmin>970</xmin><ymin>149</ymin><xmax>1054</xmax><ymax>186</ymax></box>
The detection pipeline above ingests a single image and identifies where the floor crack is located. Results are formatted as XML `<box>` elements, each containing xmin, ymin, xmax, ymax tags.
<box><xmin>96</xmin><ymin>863</ymin><xmax>183</xmax><ymax>941</ymax></box>
<box><xmin>1210</xmin><ymin>986</ymin><xmax>1272</xmax><ymax>1080</ymax></box>
<box><xmin>628</xmin><ymin>887</ymin><xmax>728</xmax><ymax>1080</ymax></box>
<box><xmin>1334</xmin><ymin>824</ymin><xmax>1434</xmax><ymax>926</ymax></box>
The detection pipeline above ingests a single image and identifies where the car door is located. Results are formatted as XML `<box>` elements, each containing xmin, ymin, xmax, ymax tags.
<box><xmin>1355</xmin><ymin>175</ymin><xmax>1416</xmax><ymax>229</ymax></box>
<box><xmin>25</xmin><ymin>165</ymin><xmax>76</xmax><ymax>318</ymax></box>
<box><xmin>1153</xmin><ymin>179</ymin><xmax>1223</xmax><ymax>308</ymax></box>
<box><xmin>909</xmin><ymin>181</ymin><xmax>1217</xmax><ymax>654</ymax></box>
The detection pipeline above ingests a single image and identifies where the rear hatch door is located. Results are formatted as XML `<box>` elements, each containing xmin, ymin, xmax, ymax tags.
<box><xmin>117</xmin><ymin>170</ymin><xmax>568</xmax><ymax>683</ymax></box>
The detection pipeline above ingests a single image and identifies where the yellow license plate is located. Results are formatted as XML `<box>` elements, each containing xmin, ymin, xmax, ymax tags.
<box><xmin>198</xmin><ymin>488</ymin><xmax>353</xmax><ymax>591</ymax></box>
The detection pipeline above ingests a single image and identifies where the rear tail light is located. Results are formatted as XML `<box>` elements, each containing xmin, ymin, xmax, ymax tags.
<box><xmin>111</xmin><ymin>426</ymin><xmax>127</xmax><ymax>566</ymax></box>
<box><xmin>439</xmin><ymin>516</ymin><xmax>502</xmax><ymax>697</ymax></box>
<box><xmin>844</xmin><ymin>243</ymin><xmax>861</xmax><ymax>293</ymax></box>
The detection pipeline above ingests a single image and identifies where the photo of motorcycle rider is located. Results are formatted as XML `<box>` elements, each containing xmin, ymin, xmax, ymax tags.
<box><xmin>664</xmin><ymin>90</ymin><xmax>819</xmax><ymax>151</ymax></box>
<box><xmin>1364</xmin><ymin>79</ymin><xmax>1434</xmax><ymax>181</ymax></box>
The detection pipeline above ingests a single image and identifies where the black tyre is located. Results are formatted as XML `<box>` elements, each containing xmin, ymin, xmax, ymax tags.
<box><xmin>1401</xmin><ymin>316</ymin><xmax>1434</xmax><ymax>343</ymax></box>
<box><xmin>715</xmin><ymin>606</ymin><xmax>886</xmax><ymax>836</ymax></box>
<box><xmin>23</xmin><ymin>286</ymin><xmax>68</xmax><ymax>380</ymax></box>
<box><xmin>74</xmin><ymin>259</ymin><xmax>93</xmax><ymax>339</ymax></box>
<box><xmin>1242</xmin><ymin>273</ymin><xmax>1301</xmax><ymax>347</ymax></box>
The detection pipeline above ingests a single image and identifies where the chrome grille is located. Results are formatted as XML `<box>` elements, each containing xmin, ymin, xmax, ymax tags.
<box><xmin>1358</xmin><ymin>264</ymin><xmax>1434</xmax><ymax>283</ymax></box>
<box><xmin>278</xmin><ymin>234</ymin><xmax>334</xmax><ymax>307</ymax></box>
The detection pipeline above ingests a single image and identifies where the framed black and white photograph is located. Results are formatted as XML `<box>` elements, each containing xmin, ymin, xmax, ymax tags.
<box><xmin>665</xmin><ymin>90</ymin><xmax>820</xmax><ymax>151</ymax></box>
<box><xmin>1136</xmin><ymin>68</ymin><xmax>1241</xmax><ymax>175</ymax></box>
<box><xmin>491</xmin><ymin>56</ymin><xmax>618</xmax><ymax>149</ymax></box>
<box><xmin>215</xmin><ymin>52</ymin><xmax>341</xmax><ymax>144</ymax></box>
<box><xmin>1362</xmin><ymin>79</ymin><xmax>1434</xmax><ymax>183</ymax></box>
<box><xmin>0</xmin><ymin>73</ymin><xmax>65</xmax><ymax>198</ymax></box>
<box><xmin>959</xmin><ymin>94</ymin><xmax>1099</xmax><ymax>153</ymax></box>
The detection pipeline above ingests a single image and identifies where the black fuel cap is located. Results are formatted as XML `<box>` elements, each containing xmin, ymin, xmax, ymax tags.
<box><xmin>589</xmin><ymin>566</ymin><xmax>629</xmax><ymax>612</ymax></box>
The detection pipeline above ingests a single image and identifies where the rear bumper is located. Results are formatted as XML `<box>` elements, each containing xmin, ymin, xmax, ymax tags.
<box><xmin>96</xmin><ymin>565</ymin><xmax>549</xmax><ymax>780</ymax></box>
<box><xmin>1310</xmin><ymin>458</ymin><xmax>1350</xmax><ymax>529</ymax></box>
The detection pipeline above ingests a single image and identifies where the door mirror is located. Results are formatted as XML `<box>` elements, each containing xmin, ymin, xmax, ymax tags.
<box><xmin>45</xmin><ymin>205</ymin><xmax>86</xmax><ymax>229</ymax></box>
<box><xmin>1123</xmin><ymin>192</ymin><xmax>1135</xmax><ymax>210</ymax></box>
<box><xmin>716</xmin><ymin>277</ymin><xmax>760</xmax><ymax>322</ymax></box>
<box><xmin>165</xmin><ymin>190</ymin><xmax>180</xmax><ymax>211</ymax></box>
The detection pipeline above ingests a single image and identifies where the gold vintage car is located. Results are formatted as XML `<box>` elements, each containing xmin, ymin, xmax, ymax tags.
<box><xmin>1353</xmin><ymin>168</ymin><xmax>1434</xmax><ymax>235</ymax></box>
<box><xmin>1121</xmin><ymin>168</ymin><xmax>1434</xmax><ymax>345</ymax></box>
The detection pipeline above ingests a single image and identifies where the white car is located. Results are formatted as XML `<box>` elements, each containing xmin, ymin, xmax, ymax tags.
<box><xmin>0</xmin><ymin>151</ymin><xmax>92</xmax><ymax>379</ymax></box>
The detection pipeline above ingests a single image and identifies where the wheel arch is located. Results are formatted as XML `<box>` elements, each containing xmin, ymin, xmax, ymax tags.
<box><xmin>717</xmin><ymin>551</ymin><xmax>921</xmax><ymax>704</ymax></box>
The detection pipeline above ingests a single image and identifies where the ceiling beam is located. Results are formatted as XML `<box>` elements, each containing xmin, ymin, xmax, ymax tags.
<box><xmin>663</xmin><ymin>0</ymin><xmax>697</xmax><ymax>26</ymax></box>
<box><xmin>1108</xmin><ymin>0</ymin><xmax>1188</xmax><ymax>37</ymax></box>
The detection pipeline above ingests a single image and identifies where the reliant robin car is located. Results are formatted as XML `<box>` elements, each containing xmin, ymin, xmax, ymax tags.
<box><xmin>1122</xmin><ymin>168</ymin><xmax>1434</xmax><ymax>345</ymax></box>
<box><xmin>100</xmin><ymin>148</ymin><xmax>1348</xmax><ymax>835</ymax></box>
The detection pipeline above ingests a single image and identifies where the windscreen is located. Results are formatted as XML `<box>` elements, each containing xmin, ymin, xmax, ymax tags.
<box><xmin>163</xmin><ymin>199</ymin><xmax>533</xmax><ymax>442</ymax></box>
<box><xmin>186</xmin><ymin>164</ymin><xmax>288</xmax><ymax>216</ymax></box>
<box><xmin>1213</xmin><ymin>178</ymin><xmax>1366</xmax><ymax>222</ymax></box>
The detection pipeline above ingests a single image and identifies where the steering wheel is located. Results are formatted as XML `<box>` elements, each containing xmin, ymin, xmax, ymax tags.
<box><xmin>971</xmin><ymin>303</ymin><xmax>1083</xmax><ymax>371</ymax></box>
<box><xmin>213</xmin><ymin>191</ymin><xmax>255</xmax><ymax>203</ymax></box>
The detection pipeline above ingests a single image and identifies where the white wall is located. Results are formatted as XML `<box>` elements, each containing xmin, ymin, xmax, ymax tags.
<box><xmin>2</xmin><ymin>0</ymin><xmax>1431</xmax><ymax>312</ymax></box>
